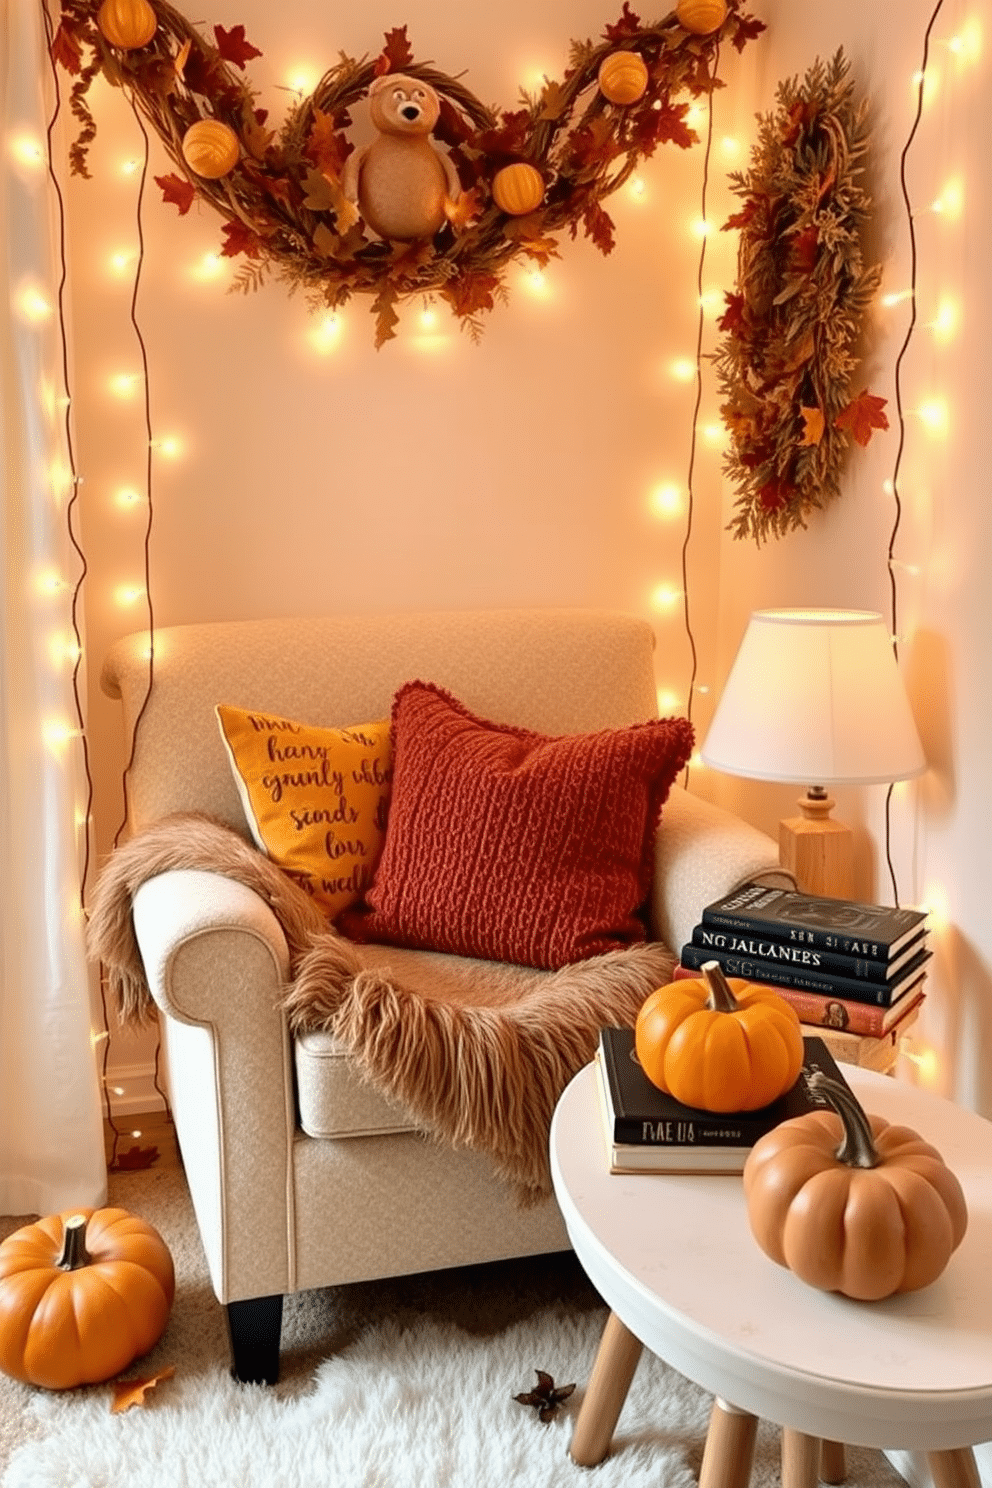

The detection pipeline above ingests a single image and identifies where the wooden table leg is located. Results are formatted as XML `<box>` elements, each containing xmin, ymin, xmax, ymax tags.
<box><xmin>782</xmin><ymin>1429</ymin><xmax>821</xmax><ymax>1488</ymax></box>
<box><xmin>927</xmin><ymin>1449</ymin><xmax>982</xmax><ymax>1488</ymax></box>
<box><xmin>569</xmin><ymin>1311</ymin><xmax>644</xmax><ymax>1467</ymax></box>
<box><xmin>819</xmin><ymin>1441</ymin><xmax>847</xmax><ymax>1483</ymax></box>
<box><xmin>699</xmin><ymin>1399</ymin><xmax>758</xmax><ymax>1488</ymax></box>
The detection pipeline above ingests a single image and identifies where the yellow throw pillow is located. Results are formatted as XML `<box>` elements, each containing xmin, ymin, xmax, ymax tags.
<box><xmin>215</xmin><ymin>703</ymin><xmax>392</xmax><ymax>921</ymax></box>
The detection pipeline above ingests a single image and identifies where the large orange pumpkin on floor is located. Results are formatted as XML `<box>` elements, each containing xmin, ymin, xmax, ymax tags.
<box><xmin>0</xmin><ymin>1207</ymin><xmax>174</xmax><ymax>1388</ymax></box>
<box><xmin>743</xmin><ymin>1073</ymin><xmax>968</xmax><ymax>1300</ymax></box>
<box><xmin>635</xmin><ymin>961</ymin><xmax>804</xmax><ymax>1112</ymax></box>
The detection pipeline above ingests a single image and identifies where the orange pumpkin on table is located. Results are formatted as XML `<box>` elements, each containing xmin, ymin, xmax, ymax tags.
<box><xmin>0</xmin><ymin>1207</ymin><xmax>174</xmax><ymax>1389</ymax></box>
<box><xmin>743</xmin><ymin>1072</ymin><xmax>968</xmax><ymax>1300</ymax></box>
<box><xmin>635</xmin><ymin>960</ymin><xmax>804</xmax><ymax>1112</ymax></box>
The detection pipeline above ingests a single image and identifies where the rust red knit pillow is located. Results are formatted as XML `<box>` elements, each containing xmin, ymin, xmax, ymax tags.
<box><xmin>337</xmin><ymin>681</ymin><xmax>694</xmax><ymax>970</ymax></box>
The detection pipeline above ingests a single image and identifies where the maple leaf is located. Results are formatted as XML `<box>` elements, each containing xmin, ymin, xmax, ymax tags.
<box><xmin>835</xmin><ymin>390</ymin><xmax>889</xmax><ymax>447</ymax></box>
<box><xmin>758</xmin><ymin>477</ymin><xmax>794</xmax><ymax>512</ymax></box>
<box><xmin>50</xmin><ymin>22</ymin><xmax>82</xmax><ymax>75</ymax></box>
<box><xmin>374</xmin><ymin>26</ymin><xmax>414</xmax><ymax>77</ymax></box>
<box><xmin>155</xmin><ymin>173</ymin><xmax>197</xmax><ymax>216</ymax></box>
<box><xmin>731</xmin><ymin>13</ymin><xmax>767</xmax><ymax>53</ymax></box>
<box><xmin>372</xmin><ymin>286</ymin><xmax>400</xmax><ymax>348</ymax></box>
<box><xmin>791</xmin><ymin>225</ymin><xmax>819</xmax><ymax>272</ymax></box>
<box><xmin>213</xmin><ymin>24</ymin><xmax>262</xmax><ymax>71</ymax></box>
<box><xmin>219</xmin><ymin>219</ymin><xmax>266</xmax><ymax>259</ymax></box>
<box><xmin>306</xmin><ymin>110</ymin><xmax>351</xmax><ymax>179</ymax></box>
<box><xmin>603</xmin><ymin>3</ymin><xmax>642</xmax><ymax>43</ymax></box>
<box><xmin>583</xmin><ymin>201</ymin><xmax>615</xmax><ymax>256</ymax></box>
<box><xmin>111</xmin><ymin>1366</ymin><xmax>175</xmax><ymax>1414</ymax></box>
<box><xmin>567</xmin><ymin>115</ymin><xmax>619</xmax><ymax>171</ymax></box>
<box><xmin>475</xmin><ymin>111</ymin><xmax>532</xmax><ymax>164</ymax></box>
<box><xmin>111</xmin><ymin>1143</ymin><xmax>160</xmax><ymax>1172</ymax></box>
<box><xmin>441</xmin><ymin>271</ymin><xmax>501</xmax><ymax>321</ymax></box>
<box><xmin>514</xmin><ymin>1370</ymin><xmax>576</xmax><ymax>1424</ymax></box>
<box><xmin>799</xmin><ymin>405</ymin><xmax>825</xmax><ymax>446</ymax></box>
<box><xmin>717</xmin><ymin>292</ymin><xmax>746</xmax><ymax>335</ymax></box>
<box><xmin>445</xmin><ymin>187</ymin><xmax>483</xmax><ymax>232</ymax></box>
<box><xmin>537</xmin><ymin>81</ymin><xmax>568</xmax><ymax>123</ymax></box>
<box><xmin>723</xmin><ymin>197</ymin><xmax>760</xmax><ymax>233</ymax></box>
<box><xmin>301</xmin><ymin>168</ymin><xmax>335</xmax><ymax>213</ymax></box>
<box><xmin>635</xmin><ymin>100</ymin><xmax>696</xmax><ymax>154</ymax></box>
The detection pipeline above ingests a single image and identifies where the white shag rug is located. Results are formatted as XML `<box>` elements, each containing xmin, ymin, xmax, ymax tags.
<box><xmin>0</xmin><ymin>1164</ymin><xmax>909</xmax><ymax>1488</ymax></box>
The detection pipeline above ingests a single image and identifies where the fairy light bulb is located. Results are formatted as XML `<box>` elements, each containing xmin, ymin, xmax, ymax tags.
<box><xmin>917</xmin><ymin>398</ymin><xmax>949</xmax><ymax>434</ymax></box>
<box><xmin>109</xmin><ymin>372</ymin><xmax>141</xmax><ymax>399</ymax></box>
<box><xmin>116</xmin><ymin>486</ymin><xmax>142</xmax><ymax>508</ymax></box>
<box><xmin>929</xmin><ymin>298</ymin><xmax>959</xmax><ymax>342</ymax></box>
<box><xmin>930</xmin><ymin>178</ymin><xmax>963</xmax><ymax>219</ymax></box>
<box><xmin>154</xmin><ymin>436</ymin><xmax>182</xmax><ymax>459</ymax></box>
<box><xmin>628</xmin><ymin>175</ymin><xmax>647</xmax><ymax>201</ymax></box>
<box><xmin>651</xmin><ymin>582</ymin><xmax>682</xmax><ymax>610</ymax></box>
<box><xmin>286</xmin><ymin>65</ymin><xmax>319</xmax><ymax>94</ymax></box>
<box><xmin>9</xmin><ymin>131</ymin><xmax>45</xmax><ymax>171</ymax></box>
<box><xmin>650</xmin><ymin>482</ymin><xmax>682</xmax><ymax>518</ymax></box>
<box><xmin>309</xmin><ymin>312</ymin><xmax>342</xmax><ymax>354</ymax></box>
<box><xmin>115</xmin><ymin>583</ymin><xmax>145</xmax><ymax>606</ymax></box>
<box><xmin>656</xmin><ymin>687</ymin><xmax>680</xmax><ymax>713</ymax></box>
<box><xmin>16</xmin><ymin>283</ymin><xmax>52</xmax><ymax>323</ymax></box>
<box><xmin>670</xmin><ymin>357</ymin><xmax>695</xmax><ymax>383</ymax></box>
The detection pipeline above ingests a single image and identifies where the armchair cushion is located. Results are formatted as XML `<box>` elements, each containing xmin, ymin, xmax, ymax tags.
<box><xmin>338</xmin><ymin>681</ymin><xmax>694</xmax><ymax>970</ymax></box>
<box><xmin>215</xmin><ymin>704</ymin><xmax>392</xmax><ymax>921</ymax></box>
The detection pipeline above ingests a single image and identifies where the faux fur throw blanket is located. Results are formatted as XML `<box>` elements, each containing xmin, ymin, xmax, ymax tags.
<box><xmin>87</xmin><ymin>814</ymin><xmax>677</xmax><ymax>1201</ymax></box>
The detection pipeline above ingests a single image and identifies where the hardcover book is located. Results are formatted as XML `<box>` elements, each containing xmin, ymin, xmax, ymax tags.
<box><xmin>596</xmin><ymin>1028</ymin><xmax>851</xmax><ymax>1174</ymax></box>
<box><xmin>672</xmin><ymin>963</ymin><xmax>926</xmax><ymax>1036</ymax></box>
<box><xmin>678</xmin><ymin>941</ymin><xmax>931</xmax><ymax>1007</ymax></box>
<box><xmin>700</xmin><ymin>881</ymin><xmax>927</xmax><ymax>961</ymax></box>
<box><xmin>688</xmin><ymin>924</ymin><xmax>927</xmax><ymax>985</ymax></box>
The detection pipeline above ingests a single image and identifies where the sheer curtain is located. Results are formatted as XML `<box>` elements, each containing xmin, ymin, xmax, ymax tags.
<box><xmin>0</xmin><ymin>0</ymin><xmax>107</xmax><ymax>1215</ymax></box>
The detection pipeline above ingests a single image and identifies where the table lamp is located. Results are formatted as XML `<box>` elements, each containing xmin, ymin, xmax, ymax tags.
<box><xmin>700</xmin><ymin>609</ymin><xmax>926</xmax><ymax>898</ymax></box>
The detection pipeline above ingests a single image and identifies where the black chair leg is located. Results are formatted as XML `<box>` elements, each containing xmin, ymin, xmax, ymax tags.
<box><xmin>226</xmin><ymin>1294</ymin><xmax>284</xmax><ymax>1384</ymax></box>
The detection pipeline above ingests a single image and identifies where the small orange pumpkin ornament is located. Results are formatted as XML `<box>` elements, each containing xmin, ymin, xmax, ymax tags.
<box><xmin>675</xmin><ymin>0</ymin><xmax>729</xmax><ymax>34</ymax></box>
<box><xmin>0</xmin><ymin>1207</ymin><xmax>175</xmax><ymax>1389</ymax></box>
<box><xmin>182</xmin><ymin>119</ymin><xmax>241</xmax><ymax>179</ymax></box>
<box><xmin>97</xmin><ymin>0</ymin><xmax>157</xmax><ymax>50</ymax></box>
<box><xmin>491</xmin><ymin>162</ymin><xmax>545</xmax><ymax>216</ymax></box>
<box><xmin>635</xmin><ymin>961</ymin><xmax>804</xmax><ymax>1112</ymax></box>
<box><xmin>597</xmin><ymin>50</ymin><xmax>650</xmax><ymax>106</ymax></box>
<box><xmin>743</xmin><ymin>1073</ymin><xmax>968</xmax><ymax>1300</ymax></box>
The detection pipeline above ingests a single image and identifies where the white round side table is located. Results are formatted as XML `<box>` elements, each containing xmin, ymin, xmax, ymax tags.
<box><xmin>550</xmin><ymin>1063</ymin><xmax>992</xmax><ymax>1488</ymax></box>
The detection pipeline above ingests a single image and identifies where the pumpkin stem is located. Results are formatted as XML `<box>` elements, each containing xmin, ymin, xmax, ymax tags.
<box><xmin>807</xmin><ymin>1072</ymin><xmax>880</xmax><ymax>1169</ymax></box>
<box><xmin>57</xmin><ymin>1214</ymin><xmax>91</xmax><ymax>1271</ymax></box>
<box><xmin>701</xmin><ymin>960</ymin><xmax>740</xmax><ymax>1013</ymax></box>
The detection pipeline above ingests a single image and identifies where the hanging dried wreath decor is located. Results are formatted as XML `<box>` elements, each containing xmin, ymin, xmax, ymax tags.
<box><xmin>51</xmin><ymin>1</ymin><xmax>764</xmax><ymax>344</ymax></box>
<box><xmin>712</xmin><ymin>50</ymin><xmax>888</xmax><ymax>544</ymax></box>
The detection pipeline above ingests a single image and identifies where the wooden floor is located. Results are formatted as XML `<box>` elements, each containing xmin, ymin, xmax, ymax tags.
<box><xmin>104</xmin><ymin>1108</ymin><xmax>182</xmax><ymax>1172</ymax></box>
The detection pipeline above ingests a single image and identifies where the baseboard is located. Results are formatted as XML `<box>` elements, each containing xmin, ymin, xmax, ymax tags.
<box><xmin>885</xmin><ymin>1444</ymin><xmax>992</xmax><ymax>1488</ymax></box>
<box><xmin>102</xmin><ymin>1060</ymin><xmax>168</xmax><ymax>1117</ymax></box>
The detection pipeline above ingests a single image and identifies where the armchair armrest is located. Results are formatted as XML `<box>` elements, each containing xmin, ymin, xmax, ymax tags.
<box><xmin>131</xmin><ymin>870</ymin><xmax>297</xmax><ymax>1303</ymax></box>
<box><xmin>651</xmin><ymin>786</ymin><xmax>794</xmax><ymax>956</ymax></box>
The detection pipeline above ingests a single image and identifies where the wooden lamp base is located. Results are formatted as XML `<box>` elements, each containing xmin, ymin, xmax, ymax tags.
<box><xmin>779</xmin><ymin>788</ymin><xmax>854</xmax><ymax>900</ymax></box>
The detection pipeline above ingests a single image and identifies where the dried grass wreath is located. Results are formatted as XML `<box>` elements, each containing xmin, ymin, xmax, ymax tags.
<box><xmin>51</xmin><ymin>0</ymin><xmax>764</xmax><ymax>343</ymax></box>
<box><xmin>713</xmin><ymin>50</ymin><xmax>888</xmax><ymax>544</ymax></box>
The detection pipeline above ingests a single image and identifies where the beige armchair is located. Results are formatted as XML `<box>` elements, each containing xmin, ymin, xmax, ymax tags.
<box><xmin>98</xmin><ymin>608</ymin><xmax>788</xmax><ymax>1383</ymax></box>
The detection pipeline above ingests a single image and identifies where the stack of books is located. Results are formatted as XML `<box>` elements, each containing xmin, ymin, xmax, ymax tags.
<box><xmin>596</xmin><ymin>1027</ymin><xmax>852</xmax><ymax>1174</ymax></box>
<box><xmin>677</xmin><ymin>881</ymin><xmax>929</xmax><ymax>1068</ymax></box>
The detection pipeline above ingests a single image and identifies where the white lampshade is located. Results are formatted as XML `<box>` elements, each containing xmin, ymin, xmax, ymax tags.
<box><xmin>701</xmin><ymin>609</ymin><xmax>926</xmax><ymax>786</ymax></box>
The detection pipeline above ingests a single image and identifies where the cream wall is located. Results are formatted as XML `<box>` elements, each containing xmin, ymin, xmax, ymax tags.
<box><xmin>68</xmin><ymin>1</ymin><xmax>991</xmax><ymax>1129</ymax></box>
<box><xmin>70</xmin><ymin>1</ymin><xmax>745</xmax><ymax>1104</ymax></box>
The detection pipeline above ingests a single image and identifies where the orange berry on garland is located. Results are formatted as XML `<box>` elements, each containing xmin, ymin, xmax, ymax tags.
<box><xmin>491</xmin><ymin>162</ymin><xmax>545</xmax><ymax>216</ymax></box>
<box><xmin>182</xmin><ymin>120</ymin><xmax>241</xmax><ymax>180</ymax></box>
<box><xmin>97</xmin><ymin>0</ymin><xmax>157</xmax><ymax>50</ymax></box>
<box><xmin>675</xmin><ymin>0</ymin><xmax>729</xmax><ymax>34</ymax></box>
<box><xmin>597</xmin><ymin>50</ymin><xmax>649</xmax><ymax>105</ymax></box>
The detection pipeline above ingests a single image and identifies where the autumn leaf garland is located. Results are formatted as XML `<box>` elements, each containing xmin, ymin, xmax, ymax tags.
<box><xmin>50</xmin><ymin>1</ymin><xmax>765</xmax><ymax>343</ymax></box>
<box><xmin>713</xmin><ymin>50</ymin><xmax>888</xmax><ymax>544</ymax></box>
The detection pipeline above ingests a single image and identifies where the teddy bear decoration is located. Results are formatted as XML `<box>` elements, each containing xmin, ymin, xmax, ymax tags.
<box><xmin>341</xmin><ymin>74</ymin><xmax>461</xmax><ymax>242</ymax></box>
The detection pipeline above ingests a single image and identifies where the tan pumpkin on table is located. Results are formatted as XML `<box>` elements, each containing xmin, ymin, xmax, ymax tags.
<box><xmin>635</xmin><ymin>960</ymin><xmax>805</xmax><ymax>1112</ymax></box>
<box><xmin>743</xmin><ymin>1072</ymin><xmax>969</xmax><ymax>1300</ymax></box>
<box><xmin>0</xmin><ymin>1207</ymin><xmax>174</xmax><ymax>1389</ymax></box>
